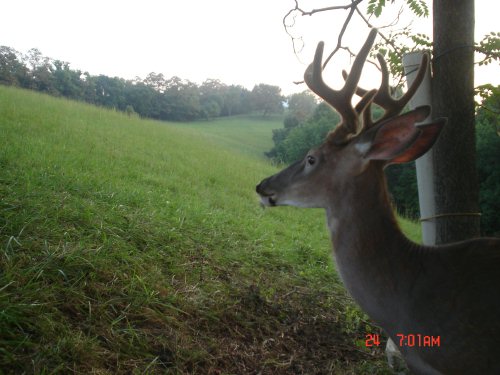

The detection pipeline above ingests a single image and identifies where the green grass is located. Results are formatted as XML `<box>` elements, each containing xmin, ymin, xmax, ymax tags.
<box><xmin>0</xmin><ymin>85</ymin><xmax>420</xmax><ymax>374</ymax></box>
<box><xmin>173</xmin><ymin>114</ymin><xmax>284</xmax><ymax>160</ymax></box>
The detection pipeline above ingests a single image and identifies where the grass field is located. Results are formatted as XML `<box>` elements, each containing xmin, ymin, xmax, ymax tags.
<box><xmin>175</xmin><ymin>114</ymin><xmax>283</xmax><ymax>160</ymax></box>
<box><xmin>0</xmin><ymin>85</ymin><xmax>421</xmax><ymax>374</ymax></box>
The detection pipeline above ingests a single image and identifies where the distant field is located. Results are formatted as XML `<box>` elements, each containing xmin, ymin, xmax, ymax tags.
<box><xmin>176</xmin><ymin>114</ymin><xmax>283</xmax><ymax>159</ymax></box>
<box><xmin>0</xmin><ymin>85</ymin><xmax>420</xmax><ymax>373</ymax></box>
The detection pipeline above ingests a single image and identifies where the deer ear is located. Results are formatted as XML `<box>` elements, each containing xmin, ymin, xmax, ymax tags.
<box><xmin>362</xmin><ymin>106</ymin><xmax>445</xmax><ymax>163</ymax></box>
<box><xmin>389</xmin><ymin>118</ymin><xmax>447</xmax><ymax>163</ymax></box>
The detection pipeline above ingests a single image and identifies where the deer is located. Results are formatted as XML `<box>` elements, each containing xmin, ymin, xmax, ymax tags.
<box><xmin>256</xmin><ymin>29</ymin><xmax>500</xmax><ymax>375</ymax></box>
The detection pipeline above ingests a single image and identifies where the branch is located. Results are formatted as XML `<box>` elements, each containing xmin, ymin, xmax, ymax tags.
<box><xmin>322</xmin><ymin>0</ymin><xmax>364</xmax><ymax>68</ymax></box>
<box><xmin>355</xmin><ymin>6</ymin><xmax>406</xmax><ymax>60</ymax></box>
<box><xmin>283</xmin><ymin>2</ymin><xmax>304</xmax><ymax>55</ymax></box>
<box><xmin>289</xmin><ymin>0</ymin><xmax>364</xmax><ymax>17</ymax></box>
<box><xmin>474</xmin><ymin>46</ymin><xmax>500</xmax><ymax>66</ymax></box>
<box><xmin>284</xmin><ymin>0</ymin><xmax>432</xmax><ymax>89</ymax></box>
<box><xmin>283</xmin><ymin>0</ymin><xmax>365</xmax><ymax>58</ymax></box>
<box><xmin>285</xmin><ymin>0</ymin><xmax>368</xmax><ymax>85</ymax></box>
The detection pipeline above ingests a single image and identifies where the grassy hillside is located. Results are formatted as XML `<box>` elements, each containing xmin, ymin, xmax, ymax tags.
<box><xmin>0</xmin><ymin>86</ymin><xmax>419</xmax><ymax>374</ymax></box>
<box><xmin>175</xmin><ymin>114</ymin><xmax>284</xmax><ymax>159</ymax></box>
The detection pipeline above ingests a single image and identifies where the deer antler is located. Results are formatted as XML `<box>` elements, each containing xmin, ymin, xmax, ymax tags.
<box><xmin>343</xmin><ymin>52</ymin><xmax>429</xmax><ymax>130</ymax></box>
<box><xmin>304</xmin><ymin>28</ymin><xmax>378</xmax><ymax>135</ymax></box>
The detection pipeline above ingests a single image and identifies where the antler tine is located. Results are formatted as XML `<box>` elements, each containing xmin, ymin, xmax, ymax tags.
<box><xmin>372</xmin><ymin>52</ymin><xmax>429</xmax><ymax>122</ymax></box>
<box><xmin>344</xmin><ymin>52</ymin><xmax>430</xmax><ymax>130</ymax></box>
<box><xmin>304</xmin><ymin>29</ymin><xmax>378</xmax><ymax>134</ymax></box>
<box><xmin>304</xmin><ymin>42</ymin><xmax>357</xmax><ymax>132</ymax></box>
<box><xmin>343</xmin><ymin>28</ymin><xmax>378</xmax><ymax>99</ymax></box>
<box><xmin>393</xmin><ymin>52</ymin><xmax>429</xmax><ymax>112</ymax></box>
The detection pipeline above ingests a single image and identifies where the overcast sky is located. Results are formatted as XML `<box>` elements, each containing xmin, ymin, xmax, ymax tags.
<box><xmin>1</xmin><ymin>0</ymin><xmax>498</xmax><ymax>95</ymax></box>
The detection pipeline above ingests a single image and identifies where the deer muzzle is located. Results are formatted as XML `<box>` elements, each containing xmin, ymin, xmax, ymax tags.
<box><xmin>256</xmin><ymin>180</ymin><xmax>277</xmax><ymax>207</ymax></box>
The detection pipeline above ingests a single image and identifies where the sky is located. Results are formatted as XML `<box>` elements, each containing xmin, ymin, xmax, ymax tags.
<box><xmin>1</xmin><ymin>0</ymin><xmax>498</xmax><ymax>95</ymax></box>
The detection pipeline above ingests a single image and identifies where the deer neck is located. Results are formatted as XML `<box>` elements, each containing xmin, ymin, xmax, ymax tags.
<box><xmin>326</xmin><ymin>166</ymin><xmax>415</xmax><ymax>323</ymax></box>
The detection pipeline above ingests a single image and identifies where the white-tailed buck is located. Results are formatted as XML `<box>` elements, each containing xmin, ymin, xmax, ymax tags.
<box><xmin>256</xmin><ymin>29</ymin><xmax>500</xmax><ymax>374</ymax></box>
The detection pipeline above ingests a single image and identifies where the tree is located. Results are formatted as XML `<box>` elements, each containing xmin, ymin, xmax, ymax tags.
<box><xmin>52</xmin><ymin>60</ymin><xmax>85</xmax><ymax>100</ymax></box>
<box><xmin>94</xmin><ymin>75</ymin><xmax>127</xmax><ymax>109</ymax></box>
<box><xmin>26</xmin><ymin>48</ymin><xmax>57</xmax><ymax>94</ymax></box>
<box><xmin>284</xmin><ymin>91</ymin><xmax>317</xmax><ymax>130</ymax></box>
<box><xmin>81</xmin><ymin>72</ymin><xmax>97</xmax><ymax>104</ymax></box>
<box><xmin>251</xmin><ymin>84</ymin><xmax>284</xmax><ymax>116</ymax></box>
<box><xmin>222</xmin><ymin>85</ymin><xmax>252</xmax><ymax>116</ymax></box>
<box><xmin>199</xmin><ymin>79</ymin><xmax>225</xmax><ymax>119</ymax></box>
<box><xmin>124</xmin><ymin>81</ymin><xmax>157</xmax><ymax>118</ymax></box>
<box><xmin>143</xmin><ymin>72</ymin><xmax>167</xmax><ymax>93</ymax></box>
<box><xmin>221</xmin><ymin>85</ymin><xmax>238</xmax><ymax>116</ymax></box>
<box><xmin>163</xmin><ymin>76</ymin><xmax>201</xmax><ymax>121</ymax></box>
<box><xmin>431</xmin><ymin>0</ymin><xmax>479</xmax><ymax>242</ymax></box>
<box><xmin>0</xmin><ymin>46</ymin><xmax>29</xmax><ymax>86</ymax></box>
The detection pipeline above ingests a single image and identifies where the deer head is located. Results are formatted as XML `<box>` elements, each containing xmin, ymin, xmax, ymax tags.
<box><xmin>256</xmin><ymin>29</ymin><xmax>446</xmax><ymax>212</ymax></box>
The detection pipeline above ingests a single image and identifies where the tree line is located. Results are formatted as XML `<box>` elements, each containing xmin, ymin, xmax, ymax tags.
<box><xmin>0</xmin><ymin>46</ymin><xmax>284</xmax><ymax>121</ymax></box>
<box><xmin>268</xmin><ymin>91</ymin><xmax>500</xmax><ymax>237</ymax></box>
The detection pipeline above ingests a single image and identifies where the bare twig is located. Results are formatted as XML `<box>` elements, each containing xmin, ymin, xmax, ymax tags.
<box><xmin>284</xmin><ymin>0</ymin><xmax>429</xmax><ymax>90</ymax></box>
<box><xmin>285</xmin><ymin>0</ymin><xmax>368</xmax><ymax>85</ymax></box>
<box><xmin>355</xmin><ymin>6</ymin><xmax>405</xmax><ymax>59</ymax></box>
<box><xmin>288</xmin><ymin>0</ymin><xmax>364</xmax><ymax>17</ymax></box>
<box><xmin>322</xmin><ymin>0</ymin><xmax>364</xmax><ymax>68</ymax></box>
<box><xmin>283</xmin><ymin>0</ymin><xmax>366</xmax><ymax>61</ymax></box>
<box><xmin>283</xmin><ymin>2</ymin><xmax>305</xmax><ymax>55</ymax></box>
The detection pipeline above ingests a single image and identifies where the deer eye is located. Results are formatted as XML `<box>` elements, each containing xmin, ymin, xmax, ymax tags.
<box><xmin>306</xmin><ymin>155</ymin><xmax>316</xmax><ymax>165</ymax></box>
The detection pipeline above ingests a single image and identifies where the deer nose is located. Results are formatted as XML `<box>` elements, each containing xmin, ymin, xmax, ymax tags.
<box><xmin>256</xmin><ymin>179</ymin><xmax>271</xmax><ymax>195</ymax></box>
<box><xmin>256</xmin><ymin>179</ymin><xmax>275</xmax><ymax>198</ymax></box>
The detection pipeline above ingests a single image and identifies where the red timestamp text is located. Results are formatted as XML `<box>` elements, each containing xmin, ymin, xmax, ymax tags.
<box><xmin>365</xmin><ymin>334</ymin><xmax>441</xmax><ymax>348</ymax></box>
<box><xmin>396</xmin><ymin>333</ymin><xmax>441</xmax><ymax>347</ymax></box>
